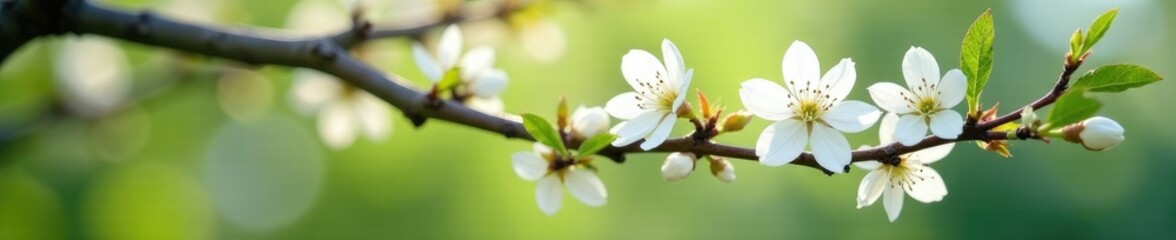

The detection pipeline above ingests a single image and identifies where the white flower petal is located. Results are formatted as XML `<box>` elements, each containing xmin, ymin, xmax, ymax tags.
<box><xmin>289</xmin><ymin>69</ymin><xmax>342</xmax><ymax>116</ymax></box>
<box><xmin>620</xmin><ymin>49</ymin><xmax>668</xmax><ymax>93</ymax></box>
<box><xmin>929</xmin><ymin>110</ymin><xmax>964</xmax><ymax>139</ymax></box>
<box><xmin>671</xmin><ymin>68</ymin><xmax>693</xmax><ymax>111</ymax></box>
<box><xmin>867</xmin><ymin>82</ymin><xmax>916</xmax><ymax>114</ymax></box>
<box><xmin>318</xmin><ymin>102</ymin><xmax>359</xmax><ymax>150</ymax></box>
<box><xmin>853</xmin><ymin>160</ymin><xmax>882</xmax><ymax>171</ymax></box>
<box><xmin>822</xmin><ymin>100</ymin><xmax>880</xmax><ymax>133</ymax></box>
<box><xmin>460</xmin><ymin>47</ymin><xmax>495</xmax><ymax>81</ymax></box>
<box><xmin>757</xmin><ymin>119</ymin><xmax>808</xmax><ymax>167</ymax></box>
<box><xmin>857</xmin><ymin>168</ymin><xmax>887</xmax><ymax>208</ymax></box>
<box><xmin>894</xmin><ymin>114</ymin><xmax>929</xmax><ymax>146</ymax></box>
<box><xmin>535</xmin><ymin>175</ymin><xmax>563</xmax><ymax>216</ymax></box>
<box><xmin>938</xmin><ymin>69</ymin><xmax>967</xmax><ymax>109</ymax></box>
<box><xmin>437</xmin><ymin>25</ymin><xmax>463</xmax><ymax>70</ymax></box>
<box><xmin>661</xmin><ymin>39</ymin><xmax>686</xmax><ymax>90</ymax></box>
<box><xmin>739</xmin><ymin>78</ymin><xmax>794</xmax><ymax>121</ymax></box>
<box><xmin>901</xmin><ymin>47</ymin><xmax>941</xmax><ymax>88</ymax></box>
<box><xmin>470</xmin><ymin>69</ymin><xmax>508</xmax><ymax>98</ymax></box>
<box><xmin>512</xmin><ymin>152</ymin><xmax>548</xmax><ymax>181</ymax></box>
<box><xmin>782</xmin><ymin>41</ymin><xmax>820</xmax><ymax>90</ymax></box>
<box><xmin>905</xmin><ymin>166</ymin><xmax>948</xmax><ymax>203</ymax></box>
<box><xmin>610</xmin><ymin>111</ymin><xmax>663</xmax><ymax>146</ymax></box>
<box><xmin>878</xmin><ymin>113</ymin><xmax>900</xmax><ymax>144</ymax></box>
<box><xmin>820</xmin><ymin>58</ymin><xmax>856</xmax><ymax>103</ymax></box>
<box><xmin>883</xmin><ymin>182</ymin><xmax>905</xmax><ymax>222</ymax></box>
<box><xmin>533</xmin><ymin>142</ymin><xmax>553</xmax><ymax>156</ymax></box>
<box><xmin>809</xmin><ymin>124</ymin><xmax>851</xmax><ymax>173</ymax></box>
<box><xmin>354</xmin><ymin>94</ymin><xmax>391</xmax><ymax>141</ymax></box>
<box><xmin>411</xmin><ymin>43</ymin><xmax>442</xmax><ymax>81</ymax></box>
<box><xmin>640</xmin><ymin>114</ymin><xmax>676</xmax><ymax>150</ymax></box>
<box><xmin>565</xmin><ymin>168</ymin><xmax>607</xmax><ymax>207</ymax></box>
<box><xmin>910</xmin><ymin>142</ymin><xmax>954</xmax><ymax>164</ymax></box>
<box><xmin>605</xmin><ymin>92</ymin><xmax>647</xmax><ymax>120</ymax></box>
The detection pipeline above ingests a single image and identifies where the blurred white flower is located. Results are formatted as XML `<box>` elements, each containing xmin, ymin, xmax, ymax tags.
<box><xmin>285</xmin><ymin>0</ymin><xmax>351</xmax><ymax>36</ymax></box>
<box><xmin>855</xmin><ymin>113</ymin><xmax>952</xmax><ymax>222</ymax></box>
<box><xmin>512</xmin><ymin>143</ymin><xmax>608</xmax><ymax>216</ymax></box>
<box><xmin>413</xmin><ymin>25</ymin><xmax>510</xmax><ymax>113</ymax></box>
<box><xmin>570</xmin><ymin>105</ymin><xmax>610</xmax><ymax>139</ymax></box>
<box><xmin>54</xmin><ymin>36</ymin><xmax>131</xmax><ymax>117</ymax></box>
<box><xmin>605</xmin><ymin>39</ymin><xmax>693</xmax><ymax>150</ymax></box>
<box><xmin>740</xmin><ymin>41</ymin><xmax>880</xmax><ymax>172</ymax></box>
<box><xmin>288</xmin><ymin>69</ymin><xmax>390</xmax><ymax>150</ymax></box>
<box><xmin>1063</xmin><ymin>116</ymin><xmax>1125</xmax><ymax>151</ymax></box>
<box><xmin>517</xmin><ymin>19</ymin><xmax>567</xmax><ymax>62</ymax></box>
<box><xmin>661</xmin><ymin>152</ymin><xmax>695</xmax><ymax>183</ymax></box>
<box><xmin>867</xmin><ymin>47</ymin><xmax>966</xmax><ymax>146</ymax></box>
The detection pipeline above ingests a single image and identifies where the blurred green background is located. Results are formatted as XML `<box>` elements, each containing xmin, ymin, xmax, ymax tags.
<box><xmin>0</xmin><ymin>0</ymin><xmax>1173</xmax><ymax>239</ymax></box>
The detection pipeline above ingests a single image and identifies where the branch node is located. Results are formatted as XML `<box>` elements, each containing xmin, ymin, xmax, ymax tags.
<box><xmin>405</xmin><ymin>113</ymin><xmax>428</xmax><ymax>127</ymax></box>
<box><xmin>311</xmin><ymin>40</ymin><xmax>338</xmax><ymax>60</ymax></box>
<box><xmin>133</xmin><ymin>11</ymin><xmax>153</xmax><ymax>37</ymax></box>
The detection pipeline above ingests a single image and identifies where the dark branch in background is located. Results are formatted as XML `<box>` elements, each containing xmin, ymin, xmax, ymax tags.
<box><xmin>0</xmin><ymin>0</ymin><xmax>1075</xmax><ymax>174</ymax></box>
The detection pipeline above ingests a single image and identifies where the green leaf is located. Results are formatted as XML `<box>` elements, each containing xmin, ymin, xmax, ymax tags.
<box><xmin>1070</xmin><ymin>64</ymin><xmax>1163</xmax><ymax>92</ymax></box>
<box><xmin>960</xmin><ymin>9</ymin><xmax>995</xmax><ymax>114</ymax></box>
<box><xmin>1068</xmin><ymin>29</ymin><xmax>1083</xmax><ymax>62</ymax></box>
<box><xmin>1047</xmin><ymin>90</ymin><xmax>1102</xmax><ymax>129</ymax></box>
<box><xmin>1082</xmin><ymin>8</ymin><xmax>1119</xmax><ymax>53</ymax></box>
<box><xmin>436</xmin><ymin>68</ymin><xmax>462</xmax><ymax>91</ymax></box>
<box><xmin>521</xmin><ymin>114</ymin><xmax>568</xmax><ymax>156</ymax></box>
<box><xmin>575</xmin><ymin>134</ymin><xmax>617</xmax><ymax>158</ymax></box>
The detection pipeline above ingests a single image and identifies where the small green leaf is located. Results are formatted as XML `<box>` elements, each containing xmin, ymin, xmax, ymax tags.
<box><xmin>1047</xmin><ymin>90</ymin><xmax>1102</xmax><ymax>129</ymax></box>
<box><xmin>1082</xmin><ymin>8</ymin><xmax>1119</xmax><ymax>53</ymax></box>
<box><xmin>960</xmin><ymin>9</ymin><xmax>995</xmax><ymax>114</ymax></box>
<box><xmin>1068</xmin><ymin>29</ymin><xmax>1083</xmax><ymax>62</ymax></box>
<box><xmin>575</xmin><ymin>134</ymin><xmax>617</xmax><ymax>158</ymax></box>
<box><xmin>1070</xmin><ymin>64</ymin><xmax>1163</xmax><ymax>93</ymax></box>
<box><xmin>436</xmin><ymin>68</ymin><xmax>462</xmax><ymax>91</ymax></box>
<box><xmin>521</xmin><ymin>114</ymin><xmax>568</xmax><ymax>156</ymax></box>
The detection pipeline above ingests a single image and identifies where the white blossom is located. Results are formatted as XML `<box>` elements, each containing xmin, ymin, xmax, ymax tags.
<box><xmin>511</xmin><ymin>143</ymin><xmax>608</xmax><ymax>216</ymax></box>
<box><xmin>571</xmin><ymin>105</ymin><xmax>610</xmax><ymax>139</ymax></box>
<box><xmin>412</xmin><ymin>25</ymin><xmax>509</xmax><ymax>113</ymax></box>
<box><xmin>740</xmin><ymin>41</ymin><xmax>881</xmax><ymax>172</ymax></box>
<box><xmin>855</xmin><ymin>113</ymin><xmax>953</xmax><ymax>222</ymax></box>
<box><xmin>289</xmin><ymin>69</ymin><xmax>390</xmax><ymax>150</ymax></box>
<box><xmin>606</xmin><ymin>39</ymin><xmax>694</xmax><ymax>150</ymax></box>
<box><xmin>661</xmin><ymin>153</ymin><xmax>696</xmax><ymax>183</ymax></box>
<box><xmin>867</xmin><ymin>47</ymin><xmax>967</xmax><ymax>146</ymax></box>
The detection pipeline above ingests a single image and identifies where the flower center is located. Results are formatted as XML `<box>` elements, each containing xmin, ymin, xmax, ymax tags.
<box><xmin>884</xmin><ymin>157</ymin><xmax>931</xmax><ymax>192</ymax></box>
<box><xmin>916</xmin><ymin>97</ymin><xmax>939</xmax><ymax>115</ymax></box>
<box><xmin>796</xmin><ymin>100</ymin><xmax>823</xmax><ymax>122</ymax></box>
<box><xmin>785</xmin><ymin>80</ymin><xmax>837</xmax><ymax>123</ymax></box>
<box><xmin>634</xmin><ymin>71</ymin><xmax>678</xmax><ymax>110</ymax></box>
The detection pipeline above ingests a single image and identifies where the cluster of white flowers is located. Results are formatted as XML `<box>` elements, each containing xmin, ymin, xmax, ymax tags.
<box><xmin>413</xmin><ymin>25</ymin><xmax>509</xmax><ymax>113</ymax></box>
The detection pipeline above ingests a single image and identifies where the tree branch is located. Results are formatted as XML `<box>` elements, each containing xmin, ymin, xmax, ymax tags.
<box><xmin>1</xmin><ymin>0</ymin><xmax>1067</xmax><ymax>174</ymax></box>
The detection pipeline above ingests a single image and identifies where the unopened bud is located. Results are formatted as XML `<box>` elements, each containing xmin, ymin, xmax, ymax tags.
<box><xmin>708</xmin><ymin>156</ymin><xmax>735</xmax><ymax>184</ymax></box>
<box><xmin>661</xmin><ymin>152</ymin><xmax>696</xmax><ymax>183</ymax></box>
<box><xmin>557</xmin><ymin>97</ymin><xmax>569</xmax><ymax>131</ymax></box>
<box><xmin>1062</xmin><ymin>116</ymin><xmax>1124</xmax><ymax>151</ymax></box>
<box><xmin>570</xmin><ymin>105</ymin><xmax>610</xmax><ymax>139</ymax></box>
<box><xmin>1021</xmin><ymin>107</ymin><xmax>1038</xmax><ymax>127</ymax></box>
<box><xmin>718</xmin><ymin>110</ymin><xmax>753</xmax><ymax>133</ymax></box>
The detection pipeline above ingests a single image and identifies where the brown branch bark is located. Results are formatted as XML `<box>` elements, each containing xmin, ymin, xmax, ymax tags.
<box><xmin>0</xmin><ymin>0</ymin><xmax>1074</xmax><ymax>174</ymax></box>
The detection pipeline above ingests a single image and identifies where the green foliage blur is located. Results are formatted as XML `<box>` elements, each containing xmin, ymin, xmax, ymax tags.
<box><xmin>0</xmin><ymin>0</ymin><xmax>1173</xmax><ymax>238</ymax></box>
